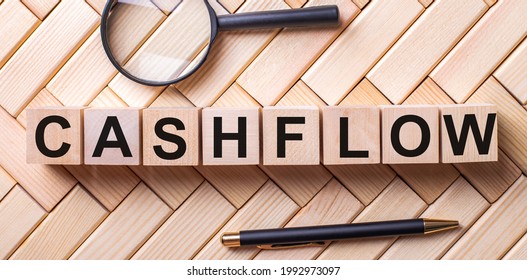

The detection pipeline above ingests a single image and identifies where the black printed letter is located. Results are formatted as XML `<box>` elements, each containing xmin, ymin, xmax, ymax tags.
<box><xmin>213</xmin><ymin>117</ymin><xmax>247</xmax><ymax>158</ymax></box>
<box><xmin>339</xmin><ymin>117</ymin><xmax>369</xmax><ymax>158</ymax></box>
<box><xmin>443</xmin><ymin>113</ymin><xmax>496</xmax><ymax>155</ymax></box>
<box><xmin>391</xmin><ymin>115</ymin><xmax>430</xmax><ymax>157</ymax></box>
<box><xmin>35</xmin><ymin>115</ymin><xmax>71</xmax><ymax>158</ymax></box>
<box><xmin>277</xmin><ymin>117</ymin><xmax>305</xmax><ymax>158</ymax></box>
<box><xmin>92</xmin><ymin>116</ymin><xmax>132</xmax><ymax>157</ymax></box>
<box><xmin>154</xmin><ymin>117</ymin><xmax>187</xmax><ymax>160</ymax></box>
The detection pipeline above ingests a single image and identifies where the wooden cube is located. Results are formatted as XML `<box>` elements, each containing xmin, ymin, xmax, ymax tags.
<box><xmin>263</xmin><ymin>106</ymin><xmax>319</xmax><ymax>165</ymax></box>
<box><xmin>143</xmin><ymin>107</ymin><xmax>201</xmax><ymax>166</ymax></box>
<box><xmin>322</xmin><ymin>106</ymin><xmax>380</xmax><ymax>164</ymax></box>
<box><xmin>382</xmin><ymin>105</ymin><xmax>439</xmax><ymax>164</ymax></box>
<box><xmin>84</xmin><ymin>108</ymin><xmax>142</xmax><ymax>165</ymax></box>
<box><xmin>440</xmin><ymin>104</ymin><xmax>498</xmax><ymax>163</ymax></box>
<box><xmin>26</xmin><ymin>107</ymin><xmax>83</xmax><ymax>165</ymax></box>
<box><xmin>202</xmin><ymin>107</ymin><xmax>260</xmax><ymax>165</ymax></box>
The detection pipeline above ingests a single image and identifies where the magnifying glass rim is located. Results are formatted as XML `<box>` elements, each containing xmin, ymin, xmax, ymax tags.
<box><xmin>101</xmin><ymin>0</ymin><xmax>219</xmax><ymax>87</ymax></box>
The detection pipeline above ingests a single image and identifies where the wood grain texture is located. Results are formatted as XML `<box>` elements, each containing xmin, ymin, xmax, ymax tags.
<box><xmin>177</xmin><ymin>0</ymin><xmax>289</xmax><ymax>107</ymax></box>
<box><xmin>108</xmin><ymin>0</ymin><xmax>210</xmax><ymax>107</ymax></box>
<box><xmin>16</xmin><ymin>88</ymin><xmax>63</xmax><ymax>129</ymax></box>
<box><xmin>455</xmin><ymin>149</ymin><xmax>522</xmax><ymax>203</ymax></box>
<box><xmin>194</xmin><ymin>181</ymin><xmax>299</xmax><ymax>260</ymax></box>
<box><xmin>431</xmin><ymin>0</ymin><xmax>527</xmax><ymax>103</ymax></box>
<box><xmin>303</xmin><ymin>0</ymin><xmax>423</xmax><ymax>105</ymax></box>
<box><xmin>0</xmin><ymin>0</ymin><xmax>39</xmax><ymax>69</ymax></box>
<box><xmin>466</xmin><ymin>77</ymin><xmax>527</xmax><ymax>174</ymax></box>
<box><xmin>394</xmin><ymin>79</ymin><xmax>460</xmax><ymax>203</ymax></box>
<box><xmin>142</xmin><ymin>107</ymin><xmax>201</xmax><ymax>166</ymax></box>
<box><xmin>494</xmin><ymin>38</ymin><xmax>527</xmax><ymax>104</ymax></box>
<box><xmin>443</xmin><ymin>176</ymin><xmax>527</xmax><ymax>259</ymax></box>
<box><xmin>0</xmin><ymin>166</ymin><xmax>16</xmax><ymax>201</ymax></box>
<box><xmin>47</xmin><ymin>2</ymin><xmax>165</xmax><ymax>106</ymax></box>
<box><xmin>326</xmin><ymin>164</ymin><xmax>395</xmax><ymax>206</ymax></box>
<box><xmin>83</xmin><ymin>108</ymin><xmax>142</xmax><ymax>165</ymax></box>
<box><xmin>70</xmin><ymin>183</ymin><xmax>171</xmax><ymax>260</ymax></box>
<box><xmin>254</xmin><ymin>179</ymin><xmax>363</xmax><ymax>260</ymax></box>
<box><xmin>391</xmin><ymin>164</ymin><xmax>459</xmax><ymax>204</ymax></box>
<box><xmin>21</xmin><ymin>0</ymin><xmax>59</xmax><ymax>20</ymax></box>
<box><xmin>132</xmin><ymin>182</ymin><xmax>236</xmax><ymax>259</ymax></box>
<box><xmin>418</xmin><ymin>0</ymin><xmax>434</xmax><ymax>8</ymax></box>
<box><xmin>380</xmin><ymin>177</ymin><xmax>489</xmax><ymax>259</ymax></box>
<box><xmin>0</xmin><ymin>0</ymin><xmax>99</xmax><ymax>116</ymax></box>
<box><xmin>197</xmin><ymin>81</ymin><xmax>269</xmax><ymax>209</ymax></box>
<box><xmin>503</xmin><ymin>232</ymin><xmax>527</xmax><ymax>260</ymax></box>
<box><xmin>89</xmin><ymin>87</ymin><xmax>128</xmax><ymax>108</ymax></box>
<box><xmin>440</xmin><ymin>104</ymin><xmax>498</xmax><ymax>163</ymax></box>
<box><xmin>262</xmin><ymin>106</ymin><xmax>320</xmax><ymax>165</ymax></box>
<box><xmin>65</xmin><ymin>165</ymin><xmax>140</xmax><ymax>211</ymax></box>
<box><xmin>351</xmin><ymin>0</ymin><xmax>369</xmax><ymax>9</ymax></box>
<box><xmin>219</xmin><ymin>0</ymin><xmax>245</xmax><ymax>12</ymax></box>
<box><xmin>261</xmin><ymin>165</ymin><xmax>333</xmax><ymax>207</ymax></box>
<box><xmin>26</xmin><ymin>107</ymin><xmax>84</xmax><ymax>165</ymax></box>
<box><xmin>3</xmin><ymin>0</ymin><xmax>527</xmax><ymax>260</ymax></box>
<box><xmin>0</xmin><ymin>186</ymin><xmax>47</xmax><ymax>259</ymax></box>
<box><xmin>317</xmin><ymin>178</ymin><xmax>426</xmax><ymax>259</ymax></box>
<box><xmin>367</xmin><ymin>0</ymin><xmax>488</xmax><ymax>104</ymax></box>
<box><xmin>339</xmin><ymin>78</ymin><xmax>391</xmax><ymax>106</ymax></box>
<box><xmin>196</xmin><ymin>165</ymin><xmax>268</xmax><ymax>209</ymax></box>
<box><xmin>150</xmin><ymin>87</ymin><xmax>195</xmax><ymax>108</ymax></box>
<box><xmin>10</xmin><ymin>186</ymin><xmax>108</xmax><ymax>260</ymax></box>
<box><xmin>130</xmin><ymin>166</ymin><xmax>203</xmax><ymax>210</ymax></box>
<box><xmin>0</xmin><ymin>107</ymin><xmax>77</xmax><ymax>211</ymax></box>
<box><xmin>277</xmin><ymin>80</ymin><xmax>327</xmax><ymax>108</ymax></box>
<box><xmin>213</xmin><ymin>83</ymin><xmax>261</xmax><ymax>108</ymax></box>
<box><xmin>237</xmin><ymin>0</ymin><xmax>359</xmax><ymax>106</ymax></box>
<box><xmin>261</xmin><ymin>82</ymin><xmax>331</xmax><ymax>206</ymax></box>
<box><xmin>381</xmin><ymin>105</ymin><xmax>440</xmax><ymax>164</ymax></box>
<box><xmin>202</xmin><ymin>107</ymin><xmax>260</xmax><ymax>165</ymax></box>
<box><xmin>322</xmin><ymin>106</ymin><xmax>381</xmax><ymax>164</ymax></box>
<box><xmin>406</xmin><ymin>77</ymin><xmax>520</xmax><ymax>203</ymax></box>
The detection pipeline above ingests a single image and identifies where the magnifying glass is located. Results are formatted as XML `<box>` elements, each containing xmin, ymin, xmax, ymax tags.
<box><xmin>101</xmin><ymin>0</ymin><xmax>339</xmax><ymax>86</ymax></box>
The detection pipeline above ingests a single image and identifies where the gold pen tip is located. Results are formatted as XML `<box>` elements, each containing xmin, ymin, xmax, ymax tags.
<box><xmin>221</xmin><ymin>232</ymin><xmax>241</xmax><ymax>247</ymax></box>
<box><xmin>423</xmin><ymin>219</ymin><xmax>459</xmax><ymax>234</ymax></box>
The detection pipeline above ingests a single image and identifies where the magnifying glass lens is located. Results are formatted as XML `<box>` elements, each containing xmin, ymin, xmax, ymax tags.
<box><xmin>106</xmin><ymin>0</ymin><xmax>212</xmax><ymax>84</ymax></box>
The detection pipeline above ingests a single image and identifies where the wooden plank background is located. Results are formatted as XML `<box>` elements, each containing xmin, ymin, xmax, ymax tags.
<box><xmin>0</xmin><ymin>0</ymin><xmax>526</xmax><ymax>260</ymax></box>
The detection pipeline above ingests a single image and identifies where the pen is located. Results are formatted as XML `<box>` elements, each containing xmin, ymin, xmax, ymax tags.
<box><xmin>221</xmin><ymin>218</ymin><xmax>459</xmax><ymax>249</ymax></box>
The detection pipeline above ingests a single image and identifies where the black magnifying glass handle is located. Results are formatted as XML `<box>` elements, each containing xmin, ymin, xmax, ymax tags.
<box><xmin>217</xmin><ymin>6</ymin><xmax>339</xmax><ymax>31</ymax></box>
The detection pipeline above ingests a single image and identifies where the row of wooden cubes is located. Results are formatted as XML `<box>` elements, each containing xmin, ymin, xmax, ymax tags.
<box><xmin>26</xmin><ymin>105</ymin><xmax>498</xmax><ymax>166</ymax></box>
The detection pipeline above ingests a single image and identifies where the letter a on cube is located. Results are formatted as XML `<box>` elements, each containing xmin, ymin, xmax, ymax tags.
<box><xmin>202</xmin><ymin>107</ymin><xmax>260</xmax><ymax>165</ymax></box>
<box><xmin>440</xmin><ymin>104</ymin><xmax>498</xmax><ymax>163</ymax></box>
<box><xmin>26</xmin><ymin>107</ymin><xmax>83</xmax><ymax>165</ymax></box>
<box><xmin>84</xmin><ymin>108</ymin><xmax>142</xmax><ymax>165</ymax></box>
<box><xmin>322</xmin><ymin>106</ymin><xmax>380</xmax><ymax>164</ymax></box>
<box><xmin>263</xmin><ymin>106</ymin><xmax>319</xmax><ymax>165</ymax></box>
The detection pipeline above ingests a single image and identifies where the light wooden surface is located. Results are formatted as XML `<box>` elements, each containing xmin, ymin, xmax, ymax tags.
<box><xmin>262</xmin><ymin>106</ymin><xmax>320</xmax><ymax>165</ymax></box>
<box><xmin>381</xmin><ymin>105</ymin><xmax>440</xmax><ymax>164</ymax></box>
<box><xmin>26</xmin><ymin>107</ymin><xmax>84</xmax><ymax>165</ymax></box>
<box><xmin>202</xmin><ymin>107</ymin><xmax>260</xmax><ymax>165</ymax></box>
<box><xmin>142</xmin><ymin>108</ymin><xmax>201</xmax><ymax>166</ymax></box>
<box><xmin>84</xmin><ymin>108</ymin><xmax>142</xmax><ymax>165</ymax></box>
<box><xmin>1</xmin><ymin>0</ymin><xmax>527</xmax><ymax>260</ymax></box>
<box><xmin>322</xmin><ymin>106</ymin><xmax>381</xmax><ymax>164</ymax></box>
<box><xmin>440</xmin><ymin>104</ymin><xmax>498</xmax><ymax>163</ymax></box>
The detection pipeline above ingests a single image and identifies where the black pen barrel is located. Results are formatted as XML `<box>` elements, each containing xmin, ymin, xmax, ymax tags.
<box><xmin>239</xmin><ymin>219</ymin><xmax>425</xmax><ymax>246</ymax></box>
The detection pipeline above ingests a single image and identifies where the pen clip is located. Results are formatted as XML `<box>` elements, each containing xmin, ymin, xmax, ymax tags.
<box><xmin>257</xmin><ymin>241</ymin><xmax>327</xmax><ymax>250</ymax></box>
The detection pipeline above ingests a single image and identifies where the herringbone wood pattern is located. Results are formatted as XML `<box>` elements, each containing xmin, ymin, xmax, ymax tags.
<box><xmin>1</xmin><ymin>0</ymin><xmax>527</xmax><ymax>260</ymax></box>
